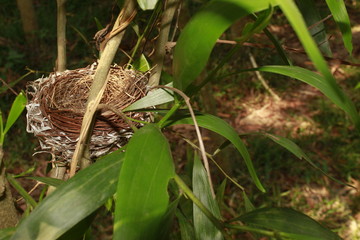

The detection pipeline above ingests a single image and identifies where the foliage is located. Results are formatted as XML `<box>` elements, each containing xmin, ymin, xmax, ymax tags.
<box><xmin>1</xmin><ymin>0</ymin><xmax>358</xmax><ymax>239</ymax></box>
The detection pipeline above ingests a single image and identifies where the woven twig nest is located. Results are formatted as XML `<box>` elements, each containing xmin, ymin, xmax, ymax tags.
<box><xmin>26</xmin><ymin>63</ymin><xmax>149</xmax><ymax>161</ymax></box>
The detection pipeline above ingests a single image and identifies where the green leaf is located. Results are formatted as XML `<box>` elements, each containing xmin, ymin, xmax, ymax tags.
<box><xmin>137</xmin><ymin>0</ymin><xmax>158</xmax><ymax>10</ymax></box>
<box><xmin>257</xmin><ymin>65</ymin><xmax>360</xmax><ymax>130</ymax></box>
<box><xmin>165</xmin><ymin>113</ymin><xmax>265</xmax><ymax>193</ymax></box>
<box><xmin>193</xmin><ymin>155</ymin><xmax>223</xmax><ymax>240</ymax></box>
<box><xmin>0</xmin><ymin>228</ymin><xmax>15</xmax><ymax>240</ymax></box>
<box><xmin>173</xmin><ymin>0</ymin><xmax>278</xmax><ymax>92</ymax></box>
<box><xmin>26</xmin><ymin>176</ymin><xmax>65</xmax><ymax>187</ymax></box>
<box><xmin>0</xmin><ymin>110</ymin><xmax>3</xmax><ymax>144</ymax></box>
<box><xmin>176</xmin><ymin>209</ymin><xmax>196</xmax><ymax>240</ymax></box>
<box><xmin>296</xmin><ymin>0</ymin><xmax>332</xmax><ymax>56</ymax></box>
<box><xmin>124</xmin><ymin>82</ymin><xmax>174</xmax><ymax>111</ymax></box>
<box><xmin>237</xmin><ymin>207</ymin><xmax>341</xmax><ymax>240</ymax></box>
<box><xmin>325</xmin><ymin>0</ymin><xmax>352</xmax><ymax>55</ymax></box>
<box><xmin>57</xmin><ymin>213</ymin><xmax>97</xmax><ymax>240</ymax></box>
<box><xmin>133</xmin><ymin>54</ymin><xmax>150</xmax><ymax>72</ymax></box>
<box><xmin>242</xmin><ymin>191</ymin><xmax>255</xmax><ymax>212</ymax></box>
<box><xmin>10</xmin><ymin>149</ymin><xmax>125</xmax><ymax>240</ymax></box>
<box><xmin>114</xmin><ymin>124</ymin><xmax>175</xmax><ymax>240</ymax></box>
<box><xmin>3</xmin><ymin>92</ymin><xmax>26</xmax><ymax>135</ymax></box>
<box><xmin>215</xmin><ymin>179</ymin><xmax>226</xmax><ymax>208</ymax></box>
<box><xmin>94</xmin><ymin>17</ymin><xmax>104</xmax><ymax>30</ymax></box>
<box><xmin>261</xmin><ymin>132</ymin><xmax>353</xmax><ymax>188</ymax></box>
<box><xmin>276</xmin><ymin>1</ymin><xmax>352</xmax><ymax>127</ymax></box>
<box><xmin>7</xmin><ymin>174</ymin><xmax>37</xmax><ymax>208</ymax></box>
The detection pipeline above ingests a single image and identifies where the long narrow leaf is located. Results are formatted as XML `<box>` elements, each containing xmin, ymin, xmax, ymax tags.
<box><xmin>10</xmin><ymin>150</ymin><xmax>125</xmax><ymax>240</ymax></box>
<box><xmin>0</xmin><ymin>228</ymin><xmax>15</xmax><ymax>240</ymax></box>
<box><xmin>26</xmin><ymin>176</ymin><xmax>64</xmax><ymax>187</ymax></box>
<box><xmin>165</xmin><ymin>113</ymin><xmax>265</xmax><ymax>193</ymax></box>
<box><xmin>236</xmin><ymin>207</ymin><xmax>341</xmax><ymax>240</ymax></box>
<box><xmin>3</xmin><ymin>92</ymin><xmax>26</xmax><ymax>135</ymax></box>
<box><xmin>296</xmin><ymin>0</ymin><xmax>332</xmax><ymax>56</ymax></box>
<box><xmin>261</xmin><ymin>132</ymin><xmax>352</xmax><ymax>188</ymax></box>
<box><xmin>7</xmin><ymin>174</ymin><xmax>37</xmax><ymax>208</ymax></box>
<box><xmin>173</xmin><ymin>0</ymin><xmax>278</xmax><ymax>92</ymax></box>
<box><xmin>114</xmin><ymin>124</ymin><xmax>175</xmax><ymax>240</ymax></box>
<box><xmin>325</xmin><ymin>0</ymin><xmax>352</xmax><ymax>55</ymax></box>
<box><xmin>257</xmin><ymin>65</ymin><xmax>360</xmax><ymax>130</ymax></box>
<box><xmin>125</xmin><ymin>82</ymin><xmax>174</xmax><ymax>111</ymax></box>
<box><xmin>276</xmin><ymin>1</ymin><xmax>354</xmax><ymax>128</ymax></box>
<box><xmin>193</xmin><ymin>155</ymin><xmax>223</xmax><ymax>240</ymax></box>
<box><xmin>176</xmin><ymin>209</ymin><xmax>196</xmax><ymax>240</ymax></box>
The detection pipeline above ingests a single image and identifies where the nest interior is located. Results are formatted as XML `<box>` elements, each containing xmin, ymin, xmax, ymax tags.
<box><xmin>26</xmin><ymin>63</ymin><xmax>149</xmax><ymax>161</ymax></box>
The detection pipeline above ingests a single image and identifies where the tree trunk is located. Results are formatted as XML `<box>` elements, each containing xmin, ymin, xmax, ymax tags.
<box><xmin>16</xmin><ymin>0</ymin><xmax>39</xmax><ymax>66</ymax></box>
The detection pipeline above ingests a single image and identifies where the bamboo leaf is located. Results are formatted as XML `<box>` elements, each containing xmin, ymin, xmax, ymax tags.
<box><xmin>173</xmin><ymin>0</ymin><xmax>278</xmax><ymax>92</ymax></box>
<box><xmin>114</xmin><ymin>124</ymin><xmax>175</xmax><ymax>240</ymax></box>
<box><xmin>236</xmin><ymin>207</ymin><xmax>341</xmax><ymax>240</ymax></box>
<box><xmin>193</xmin><ymin>155</ymin><xmax>223</xmax><ymax>240</ymax></box>
<box><xmin>176</xmin><ymin>209</ymin><xmax>196</xmax><ymax>240</ymax></box>
<box><xmin>10</xmin><ymin>150</ymin><xmax>125</xmax><ymax>240</ymax></box>
<box><xmin>137</xmin><ymin>0</ymin><xmax>158</xmax><ymax>10</ymax></box>
<box><xmin>7</xmin><ymin>174</ymin><xmax>37</xmax><ymax>208</ymax></box>
<box><xmin>275</xmin><ymin>1</ymin><xmax>353</xmax><ymax>129</ymax></box>
<box><xmin>124</xmin><ymin>82</ymin><xmax>174</xmax><ymax>111</ymax></box>
<box><xmin>242</xmin><ymin>191</ymin><xmax>255</xmax><ymax>212</ymax></box>
<box><xmin>3</xmin><ymin>92</ymin><xmax>26</xmax><ymax>135</ymax></box>
<box><xmin>26</xmin><ymin>176</ymin><xmax>64</xmax><ymax>187</ymax></box>
<box><xmin>133</xmin><ymin>54</ymin><xmax>151</xmax><ymax>72</ymax></box>
<box><xmin>296</xmin><ymin>0</ymin><xmax>332</xmax><ymax>56</ymax></box>
<box><xmin>257</xmin><ymin>65</ymin><xmax>360</xmax><ymax>130</ymax></box>
<box><xmin>325</xmin><ymin>0</ymin><xmax>352</xmax><ymax>55</ymax></box>
<box><xmin>261</xmin><ymin>132</ymin><xmax>353</xmax><ymax>188</ymax></box>
<box><xmin>0</xmin><ymin>228</ymin><xmax>15</xmax><ymax>240</ymax></box>
<box><xmin>165</xmin><ymin>113</ymin><xmax>265</xmax><ymax>193</ymax></box>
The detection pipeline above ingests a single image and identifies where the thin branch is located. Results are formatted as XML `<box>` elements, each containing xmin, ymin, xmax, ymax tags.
<box><xmin>97</xmin><ymin>104</ymin><xmax>138</xmax><ymax>132</ymax></box>
<box><xmin>152</xmin><ymin>85</ymin><xmax>215</xmax><ymax>197</ymax></box>
<box><xmin>248</xmin><ymin>52</ymin><xmax>281</xmax><ymax>101</ymax></box>
<box><xmin>181</xmin><ymin>137</ymin><xmax>245</xmax><ymax>191</ymax></box>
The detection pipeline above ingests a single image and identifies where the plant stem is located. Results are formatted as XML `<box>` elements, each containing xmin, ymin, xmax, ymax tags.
<box><xmin>7</xmin><ymin>174</ymin><xmax>37</xmax><ymax>208</ymax></box>
<box><xmin>70</xmin><ymin>0</ymin><xmax>136</xmax><ymax>177</ymax></box>
<box><xmin>157</xmin><ymin>101</ymin><xmax>181</xmax><ymax>128</ymax></box>
<box><xmin>248</xmin><ymin>52</ymin><xmax>281</xmax><ymax>101</ymax></box>
<box><xmin>174</xmin><ymin>174</ymin><xmax>224</xmax><ymax>231</ymax></box>
<box><xmin>56</xmin><ymin>0</ymin><xmax>67</xmax><ymax>72</ymax></box>
<box><xmin>155</xmin><ymin>85</ymin><xmax>215</xmax><ymax>196</ymax></box>
<box><xmin>149</xmin><ymin>0</ymin><xmax>179</xmax><ymax>86</ymax></box>
<box><xmin>223</xmin><ymin>223</ymin><xmax>282</xmax><ymax>239</ymax></box>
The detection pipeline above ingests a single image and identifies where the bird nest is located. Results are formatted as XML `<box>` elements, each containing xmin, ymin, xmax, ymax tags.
<box><xmin>26</xmin><ymin>63</ymin><xmax>149</xmax><ymax>161</ymax></box>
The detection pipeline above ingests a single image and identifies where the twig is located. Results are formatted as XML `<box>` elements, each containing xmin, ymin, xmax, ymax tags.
<box><xmin>248</xmin><ymin>52</ymin><xmax>281</xmax><ymax>101</ymax></box>
<box><xmin>0</xmin><ymin>78</ymin><xmax>18</xmax><ymax>95</ymax></box>
<box><xmin>97</xmin><ymin>104</ymin><xmax>138</xmax><ymax>132</ymax></box>
<box><xmin>182</xmin><ymin>137</ymin><xmax>245</xmax><ymax>191</ymax></box>
<box><xmin>152</xmin><ymin>85</ymin><xmax>215</xmax><ymax>197</ymax></box>
<box><xmin>69</xmin><ymin>0</ymin><xmax>136</xmax><ymax>177</ymax></box>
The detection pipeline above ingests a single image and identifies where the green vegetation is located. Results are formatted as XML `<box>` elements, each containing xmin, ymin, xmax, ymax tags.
<box><xmin>0</xmin><ymin>0</ymin><xmax>359</xmax><ymax>239</ymax></box>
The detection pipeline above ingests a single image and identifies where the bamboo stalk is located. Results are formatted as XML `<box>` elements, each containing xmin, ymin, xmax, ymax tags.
<box><xmin>56</xmin><ymin>0</ymin><xmax>67</xmax><ymax>72</ymax></box>
<box><xmin>148</xmin><ymin>0</ymin><xmax>179</xmax><ymax>86</ymax></box>
<box><xmin>69</xmin><ymin>0</ymin><xmax>137</xmax><ymax>177</ymax></box>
